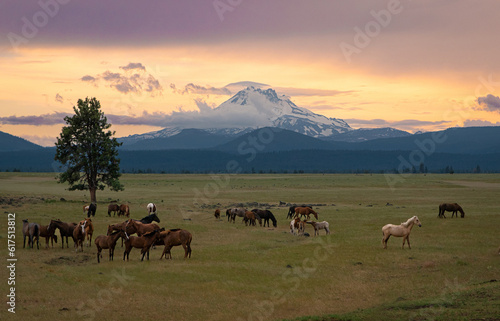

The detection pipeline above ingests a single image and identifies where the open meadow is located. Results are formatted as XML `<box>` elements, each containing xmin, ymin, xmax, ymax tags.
<box><xmin>1</xmin><ymin>172</ymin><xmax>499</xmax><ymax>320</ymax></box>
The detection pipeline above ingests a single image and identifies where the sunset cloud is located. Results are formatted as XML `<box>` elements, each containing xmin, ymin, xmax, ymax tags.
<box><xmin>476</xmin><ymin>94</ymin><xmax>500</xmax><ymax>113</ymax></box>
<box><xmin>81</xmin><ymin>63</ymin><xmax>163</xmax><ymax>96</ymax></box>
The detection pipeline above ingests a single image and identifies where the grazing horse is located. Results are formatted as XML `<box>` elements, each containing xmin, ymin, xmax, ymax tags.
<box><xmin>119</xmin><ymin>204</ymin><xmax>130</xmax><ymax>217</ymax></box>
<box><xmin>48</xmin><ymin>219</ymin><xmax>77</xmax><ymax>249</ymax></box>
<box><xmin>136</xmin><ymin>213</ymin><xmax>160</xmax><ymax>224</ymax></box>
<box><xmin>226</xmin><ymin>209</ymin><xmax>232</xmax><ymax>222</ymax></box>
<box><xmin>39</xmin><ymin>224</ymin><xmax>57</xmax><ymax>248</ymax></box>
<box><xmin>22</xmin><ymin>219</ymin><xmax>40</xmax><ymax>249</ymax></box>
<box><xmin>94</xmin><ymin>230</ymin><xmax>125</xmax><ymax>263</ymax></box>
<box><xmin>84</xmin><ymin>218</ymin><xmax>94</xmax><ymax>247</ymax></box>
<box><xmin>252</xmin><ymin>209</ymin><xmax>277</xmax><ymax>228</ymax></box>
<box><xmin>125</xmin><ymin>219</ymin><xmax>160</xmax><ymax>237</ymax></box>
<box><xmin>382</xmin><ymin>216</ymin><xmax>422</xmax><ymax>249</ymax></box>
<box><xmin>214</xmin><ymin>208</ymin><xmax>221</xmax><ymax>219</ymax></box>
<box><xmin>243</xmin><ymin>211</ymin><xmax>260</xmax><ymax>226</ymax></box>
<box><xmin>306</xmin><ymin>221</ymin><xmax>330</xmax><ymax>236</ymax></box>
<box><xmin>108</xmin><ymin>203</ymin><xmax>120</xmax><ymax>216</ymax></box>
<box><xmin>294</xmin><ymin>207</ymin><xmax>318</xmax><ymax>220</ymax></box>
<box><xmin>123</xmin><ymin>229</ymin><xmax>161</xmax><ymax>261</ymax></box>
<box><xmin>87</xmin><ymin>203</ymin><xmax>97</xmax><ymax>217</ymax></box>
<box><xmin>230</xmin><ymin>207</ymin><xmax>247</xmax><ymax>223</ymax></box>
<box><xmin>147</xmin><ymin>203</ymin><xmax>157</xmax><ymax>214</ymax></box>
<box><xmin>159</xmin><ymin>229</ymin><xmax>192</xmax><ymax>260</ymax></box>
<box><xmin>287</xmin><ymin>206</ymin><xmax>312</xmax><ymax>219</ymax></box>
<box><xmin>438</xmin><ymin>203</ymin><xmax>465</xmax><ymax>218</ymax></box>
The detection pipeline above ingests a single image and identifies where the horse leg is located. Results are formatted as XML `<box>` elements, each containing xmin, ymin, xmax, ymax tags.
<box><xmin>406</xmin><ymin>236</ymin><xmax>411</xmax><ymax>249</ymax></box>
<box><xmin>382</xmin><ymin>234</ymin><xmax>390</xmax><ymax>249</ymax></box>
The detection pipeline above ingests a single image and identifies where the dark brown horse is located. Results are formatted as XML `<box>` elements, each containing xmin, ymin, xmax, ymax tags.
<box><xmin>94</xmin><ymin>230</ymin><xmax>125</xmax><ymax>263</ymax></box>
<box><xmin>49</xmin><ymin>219</ymin><xmax>77</xmax><ymax>248</ymax></box>
<box><xmin>252</xmin><ymin>209</ymin><xmax>277</xmax><ymax>227</ymax></box>
<box><xmin>22</xmin><ymin>219</ymin><xmax>40</xmax><ymax>249</ymax></box>
<box><xmin>123</xmin><ymin>229</ymin><xmax>161</xmax><ymax>261</ymax></box>
<box><xmin>214</xmin><ymin>208</ymin><xmax>221</xmax><ymax>219</ymax></box>
<box><xmin>159</xmin><ymin>229</ymin><xmax>192</xmax><ymax>260</ymax></box>
<box><xmin>438</xmin><ymin>203</ymin><xmax>465</xmax><ymax>218</ymax></box>
<box><xmin>108</xmin><ymin>203</ymin><xmax>120</xmax><ymax>216</ymax></box>
<box><xmin>294</xmin><ymin>207</ymin><xmax>318</xmax><ymax>220</ymax></box>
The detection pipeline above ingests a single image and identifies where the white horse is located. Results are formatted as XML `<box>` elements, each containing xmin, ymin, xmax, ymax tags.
<box><xmin>306</xmin><ymin>221</ymin><xmax>330</xmax><ymax>236</ymax></box>
<box><xmin>147</xmin><ymin>203</ymin><xmax>157</xmax><ymax>214</ymax></box>
<box><xmin>382</xmin><ymin>216</ymin><xmax>422</xmax><ymax>249</ymax></box>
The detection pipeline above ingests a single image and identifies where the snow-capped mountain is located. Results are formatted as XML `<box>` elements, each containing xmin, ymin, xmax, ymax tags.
<box><xmin>120</xmin><ymin>86</ymin><xmax>352</xmax><ymax>147</ymax></box>
<box><xmin>214</xmin><ymin>87</ymin><xmax>351</xmax><ymax>137</ymax></box>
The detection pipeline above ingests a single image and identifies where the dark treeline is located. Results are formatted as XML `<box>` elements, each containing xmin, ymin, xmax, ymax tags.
<box><xmin>1</xmin><ymin>148</ymin><xmax>500</xmax><ymax>174</ymax></box>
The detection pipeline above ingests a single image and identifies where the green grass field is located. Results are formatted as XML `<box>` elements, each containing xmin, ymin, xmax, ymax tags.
<box><xmin>1</xmin><ymin>172</ymin><xmax>499</xmax><ymax>320</ymax></box>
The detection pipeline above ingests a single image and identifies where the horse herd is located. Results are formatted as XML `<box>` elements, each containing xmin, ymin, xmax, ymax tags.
<box><xmin>22</xmin><ymin>201</ymin><xmax>467</xmax><ymax>260</ymax></box>
<box><xmin>22</xmin><ymin>202</ymin><xmax>193</xmax><ymax>263</ymax></box>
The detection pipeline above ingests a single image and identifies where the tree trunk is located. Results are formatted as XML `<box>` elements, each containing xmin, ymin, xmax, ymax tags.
<box><xmin>89</xmin><ymin>187</ymin><xmax>97</xmax><ymax>204</ymax></box>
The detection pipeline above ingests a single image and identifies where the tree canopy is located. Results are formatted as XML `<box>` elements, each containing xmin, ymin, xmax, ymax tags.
<box><xmin>54</xmin><ymin>97</ymin><xmax>123</xmax><ymax>203</ymax></box>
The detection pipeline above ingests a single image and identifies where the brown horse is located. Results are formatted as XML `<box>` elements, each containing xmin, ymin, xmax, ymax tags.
<box><xmin>159</xmin><ymin>229</ymin><xmax>192</xmax><ymax>260</ymax></box>
<box><xmin>438</xmin><ymin>203</ymin><xmax>465</xmax><ymax>218</ymax></box>
<box><xmin>22</xmin><ymin>219</ymin><xmax>40</xmax><ymax>249</ymax></box>
<box><xmin>124</xmin><ymin>219</ymin><xmax>160</xmax><ymax>237</ymax></box>
<box><xmin>48</xmin><ymin>219</ymin><xmax>77</xmax><ymax>249</ymax></box>
<box><xmin>214</xmin><ymin>208</ymin><xmax>221</xmax><ymax>219</ymax></box>
<box><xmin>84</xmin><ymin>218</ymin><xmax>94</xmax><ymax>247</ymax></box>
<box><xmin>294</xmin><ymin>207</ymin><xmax>318</xmax><ymax>220</ymax></box>
<box><xmin>119</xmin><ymin>204</ymin><xmax>130</xmax><ymax>217</ymax></box>
<box><xmin>73</xmin><ymin>220</ymin><xmax>87</xmax><ymax>252</ymax></box>
<box><xmin>123</xmin><ymin>229</ymin><xmax>161</xmax><ymax>261</ymax></box>
<box><xmin>108</xmin><ymin>203</ymin><xmax>120</xmax><ymax>216</ymax></box>
<box><xmin>39</xmin><ymin>224</ymin><xmax>57</xmax><ymax>248</ymax></box>
<box><xmin>243</xmin><ymin>211</ymin><xmax>262</xmax><ymax>226</ymax></box>
<box><xmin>94</xmin><ymin>230</ymin><xmax>125</xmax><ymax>263</ymax></box>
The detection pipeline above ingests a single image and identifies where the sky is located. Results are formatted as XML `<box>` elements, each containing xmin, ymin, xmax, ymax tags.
<box><xmin>1</xmin><ymin>0</ymin><xmax>500</xmax><ymax>146</ymax></box>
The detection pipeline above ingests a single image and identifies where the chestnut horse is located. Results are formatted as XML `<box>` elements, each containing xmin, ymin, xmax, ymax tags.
<box><xmin>39</xmin><ymin>223</ymin><xmax>57</xmax><ymax>248</ymax></box>
<box><xmin>438</xmin><ymin>203</ymin><xmax>465</xmax><ymax>218</ymax></box>
<box><xmin>84</xmin><ymin>218</ymin><xmax>94</xmax><ymax>247</ymax></box>
<box><xmin>382</xmin><ymin>216</ymin><xmax>422</xmax><ymax>249</ymax></box>
<box><xmin>214</xmin><ymin>208</ymin><xmax>221</xmax><ymax>219</ymax></box>
<box><xmin>123</xmin><ymin>229</ymin><xmax>161</xmax><ymax>261</ymax></box>
<box><xmin>294</xmin><ymin>207</ymin><xmax>318</xmax><ymax>220</ymax></box>
<box><xmin>73</xmin><ymin>220</ymin><xmax>87</xmax><ymax>252</ymax></box>
<box><xmin>119</xmin><ymin>204</ymin><xmax>130</xmax><ymax>217</ymax></box>
<box><xmin>94</xmin><ymin>230</ymin><xmax>125</xmax><ymax>263</ymax></box>
<box><xmin>159</xmin><ymin>229</ymin><xmax>192</xmax><ymax>260</ymax></box>
<box><xmin>125</xmin><ymin>219</ymin><xmax>160</xmax><ymax>237</ymax></box>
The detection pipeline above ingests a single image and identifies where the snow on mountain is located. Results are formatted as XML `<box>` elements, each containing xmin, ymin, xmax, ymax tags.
<box><xmin>119</xmin><ymin>86</ymin><xmax>352</xmax><ymax>145</ymax></box>
<box><xmin>210</xmin><ymin>86</ymin><xmax>352</xmax><ymax>137</ymax></box>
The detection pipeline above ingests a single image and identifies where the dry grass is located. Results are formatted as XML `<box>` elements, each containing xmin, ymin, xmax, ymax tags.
<box><xmin>1</xmin><ymin>173</ymin><xmax>499</xmax><ymax>320</ymax></box>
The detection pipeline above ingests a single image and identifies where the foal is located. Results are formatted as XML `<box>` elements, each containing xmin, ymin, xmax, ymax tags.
<box><xmin>123</xmin><ymin>229</ymin><xmax>161</xmax><ymax>261</ymax></box>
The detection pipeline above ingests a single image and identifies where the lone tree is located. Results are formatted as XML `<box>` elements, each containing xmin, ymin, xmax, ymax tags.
<box><xmin>55</xmin><ymin>97</ymin><xmax>123</xmax><ymax>203</ymax></box>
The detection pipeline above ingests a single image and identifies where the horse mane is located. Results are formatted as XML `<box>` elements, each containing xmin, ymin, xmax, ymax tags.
<box><xmin>401</xmin><ymin>216</ymin><xmax>417</xmax><ymax>227</ymax></box>
<box><xmin>168</xmin><ymin>228</ymin><xmax>181</xmax><ymax>233</ymax></box>
<box><xmin>142</xmin><ymin>230</ymin><xmax>158</xmax><ymax>238</ymax></box>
